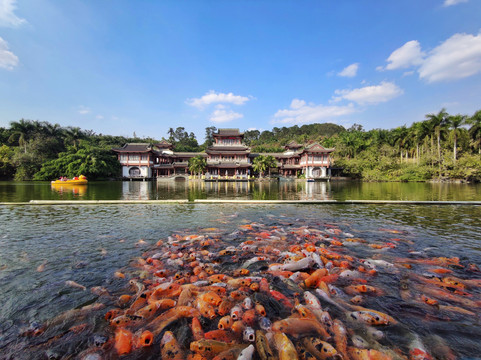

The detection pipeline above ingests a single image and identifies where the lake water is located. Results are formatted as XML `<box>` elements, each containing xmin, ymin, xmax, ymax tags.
<box><xmin>1</xmin><ymin>179</ymin><xmax>481</xmax><ymax>202</ymax></box>
<box><xmin>0</xmin><ymin>182</ymin><xmax>480</xmax><ymax>359</ymax></box>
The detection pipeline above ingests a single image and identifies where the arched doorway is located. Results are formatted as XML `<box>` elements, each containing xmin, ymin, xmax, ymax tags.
<box><xmin>129</xmin><ymin>167</ymin><xmax>141</xmax><ymax>177</ymax></box>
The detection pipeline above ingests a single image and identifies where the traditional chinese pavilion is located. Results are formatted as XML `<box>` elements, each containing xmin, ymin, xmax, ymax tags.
<box><xmin>112</xmin><ymin>129</ymin><xmax>334</xmax><ymax>180</ymax></box>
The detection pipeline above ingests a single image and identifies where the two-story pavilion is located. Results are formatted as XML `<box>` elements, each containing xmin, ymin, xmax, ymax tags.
<box><xmin>205</xmin><ymin>129</ymin><xmax>251</xmax><ymax>178</ymax></box>
<box><xmin>112</xmin><ymin>129</ymin><xmax>334</xmax><ymax>179</ymax></box>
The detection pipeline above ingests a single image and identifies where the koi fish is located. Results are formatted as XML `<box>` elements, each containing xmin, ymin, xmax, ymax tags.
<box><xmin>149</xmin><ymin>306</ymin><xmax>201</xmax><ymax>336</ymax></box>
<box><xmin>348</xmin><ymin>347</ymin><xmax>393</xmax><ymax>360</ymax></box>
<box><xmin>136</xmin><ymin>298</ymin><xmax>176</xmax><ymax>318</ymax></box>
<box><xmin>114</xmin><ymin>328</ymin><xmax>133</xmax><ymax>355</ymax></box>
<box><xmin>65</xmin><ymin>280</ymin><xmax>87</xmax><ymax>291</ymax></box>
<box><xmin>161</xmin><ymin>331</ymin><xmax>184</xmax><ymax>360</ymax></box>
<box><xmin>190</xmin><ymin>339</ymin><xmax>246</xmax><ymax>357</ymax></box>
<box><xmin>204</xmin><ymin>329</ymin><xmax>238</xmax><ymax>343</ymax></box>
<box><xmin>237</xmin><ymin>344</ymin><xmax>255</xmax><ymax>360</ymax></box>
<box><xmin>255</xmin><ymin>330</ymin><xmax>275</xmax><ymax>360</ymax></box>
<box><xmin>348</xmin><ymin>311</ymin><xmax>390</xmax><ymax>326</ymax></box>
<box><xmin>273</xmin><ymin>332</ymin><xmax>299</xmax><ymax>360</ymax></box>
<box><xmin>136</xmin><ymin>330</ymin><xmax>154</xmax><ymax>347</ymax></box>
<box><xmin>409</xmin><ymin>335</ymin><xmax>433</xmax><ymax>360</ymax></box>
<box><xmin>302</xmin><ymin>337</ymin><xmax>340</xmax><ymax>360</ymax></box>
<box><xmin>272</xmin><ymin>317</ymin><xmax>330</xmax><ymax>340</ymax></box>
<box><xmin>333</xmin><ymin>319</ymin><xmax>350</xmax><ymax>360</ymax></box>
<box><xmin>191</xmin><ymin>317</ymin><xmax>204</xmax><ymax>341</ymax></box>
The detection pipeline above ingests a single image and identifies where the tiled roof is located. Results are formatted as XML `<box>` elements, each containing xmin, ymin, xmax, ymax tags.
<box><xmin>112</xmin><ymin>143</ymin><xmax>152</xmax><ymax>152</ymax></box>
<box><xmin>155</xmin><ymin>140</ymin><xmax>173</xmax><ymax>148</ymax></box>
<box><xmin>285</xmin><ymin>141</ymin><xmax>302</xmax><ymax>149</ymax></box>
<box><xmin>173</xmin><ymin>152</ymin><xmax>207</xmax><ymax>157</ymax></box>
<box><xmin>304</xmin><ymin>143</ymin><xmax>335</xmax><ymax>152</ymax></box>
<box><xmin>214</xmin><ymin>129</ymin><xmax>243</xmax><ymax>136</ymax></box>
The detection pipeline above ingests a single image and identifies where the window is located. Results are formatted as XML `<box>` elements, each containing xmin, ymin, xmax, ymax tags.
<box><xmin>129</xmin><ymin>155</ymin><xmax>139</xmax><ymax>161</ymax></box>
<box><xmin>141</xmin><ymin>155</ymin><xmax>148</xmax><ymax>161</ymax></box>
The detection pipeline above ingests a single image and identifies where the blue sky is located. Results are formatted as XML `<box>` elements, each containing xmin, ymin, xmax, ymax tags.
<box><xmin>1</xmin><ymin>0</ymin><xmax>481</xmax><ymax>142</ymax></box>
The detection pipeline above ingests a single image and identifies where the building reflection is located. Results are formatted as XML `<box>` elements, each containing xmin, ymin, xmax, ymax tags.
<box><xmin>118</xmin><ymin>179</ymin><xmax>331</xmax><ymax>201</ymax></box>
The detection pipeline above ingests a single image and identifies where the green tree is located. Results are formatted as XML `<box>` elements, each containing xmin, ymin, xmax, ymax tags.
<box><xmin>0</xmin><ymin>145</ymin><xmax>15</xmax><ymax>179</ymax></box>
<box><xmin>64</xmin><ymin>126</ymin><xmax>87</xmax><ymax>150</ymax></box>
<box><xmin>448</xmin><ymin>114</ymin><xmax>466</xmax><ymax>162</ymax></box>
<box><xmin>34</xmin><ymin>146</ymin><xmax>121</xmax><ymax>180</ymax></box>
<box><xmin>188</xmin><ymin>155</ymin><xmax>207</xmax><ymax>177</ymax></box>
<box><xmin>467</xmin><ymin>110</ymin><xmax>481</xmax><ymax>154</ymax></box>
<box><xmin>252</xmin><ymin>155</ymin><xmax>277</xmax><ymax>178</ymax></box>
<box><xmin>8</xmin><ymin>119</ymin><xmax>36</xmax><ymax>153</ymax></box>
<box><xmin>204</xmin><ymin>126</ymin><xmax>217</xmax><ymax>147</ymax></box>
<box><xmin>425</xmin><ymin>108</ymin><xmax>449</xmax><ymax>161</ymax></box>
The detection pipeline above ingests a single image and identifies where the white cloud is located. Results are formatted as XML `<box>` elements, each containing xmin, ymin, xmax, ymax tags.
<box><xmin>96</xmin><ymin>115</ymin><xmax>104</xmax><ymax>120</ymax></box>
<box><xmin>419</xmin><ymin>31</ymin><xmax>481</xmax><ymax>82</ymax></box>
<box><xmin>209</xmin><ymin>109</ymin><xmax>243</xmax><ymax>123</ymax></box>
<box><xmin>0</xmin><ymin>36</ymin><xmax>18</xmax><ymax>70</ymax></box>
<box><xmin>333</xmin><ymin>81</ymin><xmax>403</xmax><ymax>105</ymax></box>
<box><xmin>0</xmin><ymin>0</ymin><xmax>26</xmax><ymax>27</ymax></box>
<box><xmin>338</xmin><ymin>63</ymin><xmax>359</xmax><ymax>77</ymax></box>
<box><xmin>187</xmin><ymin>90</ymin><xmax>251</xmax><ymax>109</ymax></box>
<box><xmin>78</xmin><ymin>106</ymin><xmax>90</xmax><ymax>115</ymax></box>
<box><xmin>380</xmin><ymin>40</ymin><xmax>425</xmax><ymax>71</ymax></box>
<box><xmin>443</xmin><ymin>0</ymin><xmax>468</xmax><ymax>7</ymax></box>
<box><xmin>272</xmin><ymin>100</ymin><xmax>356</xmax><ymax>125</ymax></box>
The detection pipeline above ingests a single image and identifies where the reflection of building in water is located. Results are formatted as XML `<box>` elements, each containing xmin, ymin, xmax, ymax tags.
<box><xmin>300</xmin><ymin>181</ymin><xmax>331</xmax><ymax>200</ymax></box>
<box><xmin>121</xmin><ymin>181</ymin><xmax>150</xmax><ymax>200</ymax></box>
<box><xmin>203</xmin><ymin>180</ymin><xmax>250</xmax><ymax>197</ymax></box>
<box><xmin>113</xmin><ymin>129</ymin><xmax>334</xmax><ymax>180</ymax></box>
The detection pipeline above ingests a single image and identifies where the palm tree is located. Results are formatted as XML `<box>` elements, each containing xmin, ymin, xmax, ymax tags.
<box><xmin>264</xmin><ymin>155</ymin><xmax>277</xmax><ymax>177</ymax></box>
<box><xmin>252</xmin><ymin>155</ymin><xmax>268</xmax><ymax>178</ymax></box>
<box><xmin>8</xmin><ymin>119</ymin><xmax>36</xmax><ymax>153</ymax></box>
<box><xmin>64</xmin><ymin>126</ymin><xmax>86</xmax><ymax>150</ymax></box>
<box><xmin>167</xmin><ymin>128</ymin><xmax>175</xmax><ymax>143</ymax></box>
<box><xmin>425</xmin><ymin>108</ymin><xmax>449</xmax><ymax>161</ymax></box>
<box><xmin>467</xmin><ymin>109</ymin><xmax>481</xmax><ymax>154</ymax></box>
<box><xmin>447</xmin><ymin>114</ymin><xmax>466</xmax><ymax>162</ymax></box>
<box><xmin>188</xmin><ymin>155</ymin><xmax>206</xmax><ymax>177</ymax></box>
<box><xmin>391</xmin><ymin>126</ymin><xmax>408</xmax><ymax>162</ymax></box>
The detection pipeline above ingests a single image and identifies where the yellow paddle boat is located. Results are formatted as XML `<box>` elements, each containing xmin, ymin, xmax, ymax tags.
<box><xmin>51</xmin><ymin>175</ymin><xmax>88</xmax><ymax>185</ymax></box>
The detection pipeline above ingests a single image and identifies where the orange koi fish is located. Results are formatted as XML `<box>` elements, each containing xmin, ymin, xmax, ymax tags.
<box><xmin>136</xmin><ymin>330</ymin><xmax>154</xmax><ymax>347</ymax></box>
<box><xmin>161</xmin><ymin>331</ymin><xmax>184</xmax><ymax>360</ymax></box>
<box><xmin>270</xmin><ymin>290</ymin><xmax>293</xmax><ymax>308</ymax></box>
<box><xmin>190</xmin><ymin>339</ymin><xmax>246</xmax><ymax>357</ymax></box>
<box><xmin>114</xmin><ymin>328</ymin><xmax>133</xmax><ymax>355</ymax></box>
<box><xmin>196</xmin><ymin>298</ymin><xmax>217</xmax><ymax>319</ymax></box>
<box><xmin>272</xmin><ymin>317</ymin><xmax>330</xmax><ymax>340</ymax></box>
<box><xmin>199</xmin><ymin>291</ymin><xmax>223</xmax><ymax>306</ymax></box>
<box><xmin>110</xmin><ymin>314</ymin><xmax>144</xmax><ymax>328</ymax></box>
<box><xmin>149</xmin><ymin>306</ymin><xmax>201</xmax><ymax>336</ymax></box>
<box><xmin>218</xmin><ymin>316</ymin><xmax>233</xmax><ymax>330</ymax></box>
<box><xmin>136</xmin><ymin>298</ymin><xmax>176</xmax><ymax>319</ymax></box>
<box><xmin>348</xmin><ymin>311</ymin><xmax>390</xmax><ymax>326</ymax></box>
<box><xmin>333</xmin><ymin>319</ymin><xmax>350</xmax><ymax>360</ymax></box>
<box><xmin>273</xmin><ymin>332</ymin><xmax>299</xmax><ymax>360</ymax></box>
<box><xmin>191</xmin><ymin>317</ymin><xmax>204</xmax><ymax>341</ymax></box>
<box><xmin>204</xmin><ymin>329</ymin><xmax>238</xmax><ymax>343</ymax></box>
<box><xmin>348</xmin><ymin>347</ymin><xmax>393</xmax><ymax>360</ymax></box>
<box><xmin>302</xmin><ymin>337</ymin><xmax>339</xmax><ymax>360</ymax></box>
<box><xmin>303</xmin><ymin>268</ymin><xmax>329</xmax><ymax>288</ymax></box>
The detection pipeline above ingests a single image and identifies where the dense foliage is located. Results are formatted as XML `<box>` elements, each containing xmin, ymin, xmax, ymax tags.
<box><xmin>1</xmin><ymin>108</ymin><xmax>481</xmax><ymax>181</ymax></box>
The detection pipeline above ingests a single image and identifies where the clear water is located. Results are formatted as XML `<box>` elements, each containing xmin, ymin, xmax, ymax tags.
<box><xmin>1</xmin><ymin>180</ymin><xmax>481</xmax><ymax>202</ymax></box>
<box><xmin>0</xmin><ymin>204</ymin><xmax>480</xmax><ymax>359</ymax></box>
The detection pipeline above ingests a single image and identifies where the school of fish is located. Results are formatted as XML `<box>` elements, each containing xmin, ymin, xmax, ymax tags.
<box><xmin>17</xmin><ymin>219</ymin><xmax>481</xmax><ymax>359</ymax></box>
